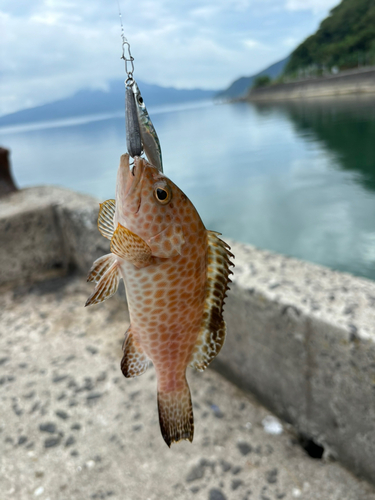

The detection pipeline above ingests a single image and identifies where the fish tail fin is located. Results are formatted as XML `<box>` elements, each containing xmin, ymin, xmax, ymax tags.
<box><xmin>157</xmin><ymin>381</ymin><xmax>194</xmax><ymax>447</ymax></box>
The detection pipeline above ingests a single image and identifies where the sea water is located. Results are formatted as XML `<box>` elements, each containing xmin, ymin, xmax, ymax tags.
<box><xmin>1</xmin><ymin>97</ymin><xmax>375</xmax><ymax>280</ymax></box>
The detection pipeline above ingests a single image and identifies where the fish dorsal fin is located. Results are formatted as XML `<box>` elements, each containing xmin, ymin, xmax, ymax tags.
<box><xmin>87</xmin><ymin>253</ymin><xmax>116</xmax><ymax>284</ymax></box>
<box><xmin>98</xmin><ymin>199</ymin><xmax>116</xmax><ymax>240</ymax></box>
<box><xmin>121</xmin><ymin>328</ymin><xmax>150</xmax><ymax>378</ymax></box>
<box><xmin>190</xmin><ymin>231</ymin><xmax>234</xmax><ymax>372</ymax></box>
<box><xmin>85</xmin><ymin>259</ymin><xmax>121</xmax><ymax>307</ymax></box>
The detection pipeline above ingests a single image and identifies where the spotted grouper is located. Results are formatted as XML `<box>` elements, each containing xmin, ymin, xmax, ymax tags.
<box><xmin>86</xmin><ymin>154</ymin><xmax>233</xmax><ymax>446</ymax></box>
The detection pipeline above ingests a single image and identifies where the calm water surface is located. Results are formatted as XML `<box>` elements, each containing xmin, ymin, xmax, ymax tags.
<box><xmin>2</xmin><ymin>98</ymin><xmax>375</xmax><ymax>280</ymax></box>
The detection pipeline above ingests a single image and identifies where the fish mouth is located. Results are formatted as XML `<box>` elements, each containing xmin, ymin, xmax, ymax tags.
<box><xmin>120</xmin><ymin>154</ymin><xmax>143</xmax><ymax>196</ymax></box>
<box><xmin>117</xmin><ymin>154</ymin><xmax>162</xmax><ymax>215</ymax></box>
<box><xmin>115</xmin><ymin>154</ymin><xmax>144</xmax><ymax>215</ymax></box>
<box><xmin>126</xmin><ymin>155</ymin><xmax>161</xmax><ymax>191</ymax></box>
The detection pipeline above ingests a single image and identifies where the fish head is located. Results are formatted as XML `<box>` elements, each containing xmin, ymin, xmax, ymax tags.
<box><xmin>115</xmin><ymin>154</ymin><xmax>204</xmax><ymax>258</ymax></box>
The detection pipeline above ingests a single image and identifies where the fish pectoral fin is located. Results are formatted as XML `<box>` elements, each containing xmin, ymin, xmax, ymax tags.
<box><xmin>158</xmin><ymin>380</ymin><xmax>194</xmax><ymax>447</ymax></box>
<box><xmin>98</xmin><ymin>199</ymin><xmax>116</xmax><ymax>240</ymax></box>
<box><xmin>189</xmin><ymin>231</ymin><xmax>234</xmax><ymax>371</ymax></box>
<box><xmin>85</xmin><ymin>259</ymin><xmax>121</xmax><ymax>307</ymax></box>
<box><xmin>148</xmin><ymin>224</ymin><xmax>184</xmax><ymax>258</ymax></box>
<box><xmin>87</xmin><ymin>253</ymin><xmax>116</xmax><ymax>284</ymax></box>
<box><xmin>121</xmin><ymin>328</ymin><xmax>150</xmax><ymax>378</ymax></box>
<box><xmin>111</xmin><ymin>223</ymin><xmax>152</xmax><ymax>268</ymax></box>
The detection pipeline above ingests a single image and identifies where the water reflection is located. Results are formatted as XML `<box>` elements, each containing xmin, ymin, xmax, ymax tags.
<box><xmin>252</xmin><ymin>97</ymin><xmax>375</xmax><ymax>192</ymax></box>
<box><xmin>248</xmin><ymin>97</ymin><xmax>375</xmax><ymax>280</ymax></box>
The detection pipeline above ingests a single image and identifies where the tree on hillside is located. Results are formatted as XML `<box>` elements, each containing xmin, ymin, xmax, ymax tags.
<box><xmin>252</xmin><ymin>75</ymin><xmax>272</xmax><ymax>88</ymax></box>
<box><xmin>285</xmin><ymin>0</ymin><xmax>375</xmax><ymax>75</ymax></box>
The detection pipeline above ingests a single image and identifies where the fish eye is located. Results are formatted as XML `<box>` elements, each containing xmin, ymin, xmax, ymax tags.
<box><xmin>154</xmin><ymin>186</ymin><xmax>172</xmax><ymax>205</ymax></box>
<box><xmin>138</xmin><ymin>96</ymin><xmax>144</xmax><ymax>104</ymax></box>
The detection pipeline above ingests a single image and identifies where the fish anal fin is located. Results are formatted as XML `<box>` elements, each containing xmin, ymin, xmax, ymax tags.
<box><xmin>85</xmin><ymin>260</ymin><xmax>121</xmax><ymax>307</ymax></box>
<box><xmin>121</xmin><ymin>329</ymin><xmax>149</xmax><ymax>378</ymax></box>
<box><xmin>148</xmin><ymin>224</ymin><xmax>184</xmax><ymax>258</ymax></box>
<box><xmin>87</xmin><ymin>253</ymin><xmax>116</xmax><ymax>284</ymax></box>
<box><xmin>190</xmin><ymin>231</ymin><xmax>234</xmax><ymax>371</ymax></box>
<box><xmin>98</xmin><ymin>199</ymin><xmax>116</xmax><ymax>240</ymax></box>
<box><xmin>111</xmin><ymin>223</ymin><xmax>152</xmax><ymax>268</ymax></box>
<box><xmin>158</xmin><ymin>381</ymin><xmax>194</xmax><ymax>447</ymax></box>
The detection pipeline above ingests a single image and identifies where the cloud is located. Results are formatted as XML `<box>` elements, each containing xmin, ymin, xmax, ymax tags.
<box><xmin>285</xmin><ymin>0</ymin><xmax>340</xmax><ymax>13</ymax></box>
<box><xmin>283</xmin><ymin>37</ymin><xmax>299</xmax><ymax>48</ymax></box>
<box><xmin>1</xmin><ymin>0</ymin><xmax>335</xmax><ymax>115</ymax></box>
<box><xmin>189</xmin><ymin>6</ymin><xmax>221</xmax><ymax>19</ymax></box>
<box><xmin>243</xmin><ymin>38</ymin><xmax>263</xmax><ymax>49</ymax></box>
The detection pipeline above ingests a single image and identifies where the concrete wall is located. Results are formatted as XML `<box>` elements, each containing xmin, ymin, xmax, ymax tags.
<box><xmin>0</xmin><ymin>186</ymin><xmax>109</xmax><ymax>286</ymax></box>
<box><xmin>1</xmin><ymin>187</ymin><xmax>375</xmax><ymax>483</ymax></box>
<box><xmin>217</xmin><ymin>242</ymin><xmax>375</xmax><ymax>484</ymax></box>
<box><xmin>248</xmin><ymin>66</ymin><xmax>375</xmax><ymax>101</ymax></box>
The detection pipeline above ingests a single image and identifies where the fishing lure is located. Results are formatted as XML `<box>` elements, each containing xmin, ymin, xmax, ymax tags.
<box><xmin>132</xmin><ymin>81</ymin><xmax>163</xmax><ymax>172</ymax></box>
<box><xmin>120</xmin><ymin>15</ymin><xmax>163</xmax><ymax>172</ymax></box>
<box><xmin>125</xmin><ymin>84</ymin><xmax>142</xmax><ymax>158</ymax></box>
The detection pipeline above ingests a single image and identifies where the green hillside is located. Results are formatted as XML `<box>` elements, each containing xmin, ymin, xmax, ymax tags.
<box><xmin>285</xmin><ymin>0</ymin><xmax>375</xmax><ymax>75</ymax></box>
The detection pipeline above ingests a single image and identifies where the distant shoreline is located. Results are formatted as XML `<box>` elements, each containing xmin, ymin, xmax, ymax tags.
<box><xmin>246</xmin><ymin>65</ymin><xmax>375</xmax><ymax>102</ymax></box>
<box><xmin>0</xmin><ymin>100</ymin><xmax>214</xmax><ymax>135</ymax></box>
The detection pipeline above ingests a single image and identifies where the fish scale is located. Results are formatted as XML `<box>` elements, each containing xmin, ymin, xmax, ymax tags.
<box><xmin>86</xmin><ymin>153</ymin><xmax>233</xmax><ymax>446</ymax></box>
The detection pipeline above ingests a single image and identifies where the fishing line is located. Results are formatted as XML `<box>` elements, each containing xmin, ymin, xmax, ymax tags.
<box><xmin>116</xmin><ymin>2</ymin><xmax>163</xmax><ymax>172</ymax></box>
<box><xmin>117</xmin><ymin>0</ymin><xmax>135</xmax><ymax>86</ymax></box>
<box><xmin>116</xmin><ymin>0</ymin><xmax>142</xmax><ymax>158</ymax></box>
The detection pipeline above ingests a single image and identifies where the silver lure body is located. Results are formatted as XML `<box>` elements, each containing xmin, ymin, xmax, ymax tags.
<box><xmin>125</xmin><ymin>86</ymin><xmax>142</xmax><ymax>158</ymax></box>
<box><xmin>132</xmin><ymin>81</ymin><xmax>163</xmax><ymax>173</ymax></box>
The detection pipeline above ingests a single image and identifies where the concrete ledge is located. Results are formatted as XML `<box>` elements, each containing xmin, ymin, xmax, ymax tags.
<box><xmin>248</xmin><ymin>66</ymin><xmax>375</xmax><ymax>101</ymax></box>
<box><xmin>0</xmin><ymin>187</ymin><xmax>109</xmax><ymax>286</ymax></box>
<box><xmin>1</xmin><ymin>187</ymin><xmax>375</xmax><ymax>484</ymax></box>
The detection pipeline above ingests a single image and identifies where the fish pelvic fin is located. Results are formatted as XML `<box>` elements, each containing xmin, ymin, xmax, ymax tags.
<box><xmin>121</xmin><ymin>328</ymin><xmax>150</xmax><ymax>378</ymax></box>
<box><xmin>157</xmin><ymin>381</ymin><xmax>194</xmax><ymax>447</ymax></box>
<box><xmin>87</xmin><ymin>253</ymin><xmax>116</xmax><ymax>284</ymax></box>
<box><xmin>85</xmin><ymin>258</ymin><xmax>121</xmax><ymax>307</ymax></box>
<box><xmin>189</xmin><ymin>231</ymin><xmax>234</xmax><ymax>372</ymax></box>
<box><xmin>98</xmin><ymin>199</ymin><xmax>116</xmax><ymax>240</ymax></box>
<box><xmin>111</xmin><ymin>223</ymin><xmax>153</xmax><ymax>268</ymax></box>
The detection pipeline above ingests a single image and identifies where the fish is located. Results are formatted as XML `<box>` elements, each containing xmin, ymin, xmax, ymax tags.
<box><xmin>85</xmin><ymin>154</ymin><xmax>233</xmax><ymax>446</ymax></box>
<box><xmin>132</xmin><ymin>82</ymin><xmax>163</xmax><ymax>172</ymax></box>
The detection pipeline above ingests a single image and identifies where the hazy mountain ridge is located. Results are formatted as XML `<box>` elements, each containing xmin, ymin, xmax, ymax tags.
<box><xmin>215</xmin><ymin>57</ymin><xmax>290</xmax><ymax>100</ymax></box>
<box><xmin>0</xmin><ymin>80</ymin><xmax>216</xmax><ymax>126</ymax></box>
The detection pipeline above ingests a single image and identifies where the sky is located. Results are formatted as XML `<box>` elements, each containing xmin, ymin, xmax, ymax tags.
<box><xmin>0</xmin><ymin>0</ymin><xmax>340</xmax><ymax>116</ymax></box>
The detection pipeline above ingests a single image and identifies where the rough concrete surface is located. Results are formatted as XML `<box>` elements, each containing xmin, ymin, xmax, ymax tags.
<box><xmin>1</xmin><ymin>276</ymin><xmax>375</xmax><ymax>500</ymax></box>
<box><xmin>2</xmin><ymin>186</ymin><xmax>375</xmax><ymax>489</ymax></box>
<box><xmin>220</xmin><ymin>241</ymin><xmax>375</xmax><ymax>484</ymax></box>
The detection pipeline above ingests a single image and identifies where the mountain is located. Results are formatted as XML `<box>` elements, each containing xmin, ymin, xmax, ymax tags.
<box><xmin>215</xmin><ymin>56</ymin><xmax>290</xmax><ymax>100</ymax></box>
<box><xmin>217</xmin><ymin>0</ymin><xmax>375</xmax><ymax>99</ymax></box>
<box><xmin>285</xmin><ymin>0</ymin><xmax>375</xmax><ymax>74</ymax></box>
<box><xmin>0</xmin><ymin>80</ymin><xmax>216</xmax><ymax>127</ymax></box>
